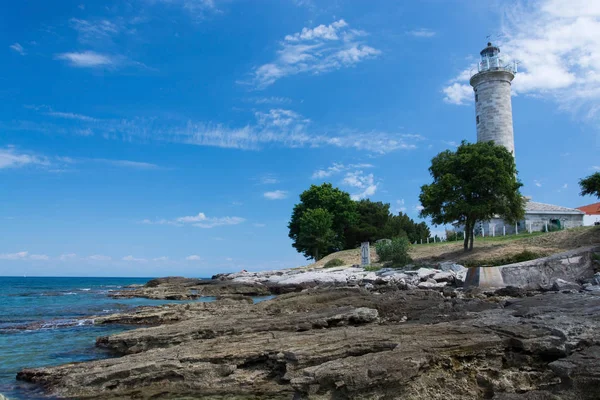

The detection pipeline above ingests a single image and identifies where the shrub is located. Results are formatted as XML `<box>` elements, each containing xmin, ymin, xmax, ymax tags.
<box><xmin>323</xmin><ymin>258</ymin><xmax>345</xmax><ymax>268</ymax></box>
<box><xmin>375</xmin><ymin>237</ymin><xmax>412</xmax><ymax>267</ymax></box>
<box><xmin>364</xmin><ymin>265</ymin><xmax>382</xmax><ymax>272</ymax></box>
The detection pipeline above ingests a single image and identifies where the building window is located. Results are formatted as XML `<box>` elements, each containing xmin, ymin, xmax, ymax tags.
<box><xmin>476</xmin><ymin>115</ymin><xmax>480</xmax><ymax>124</ymax></box>
<box><xmin>475</xmin><ymin>94</ymin><xmax>479</xmax><ymax>102</ymax></box>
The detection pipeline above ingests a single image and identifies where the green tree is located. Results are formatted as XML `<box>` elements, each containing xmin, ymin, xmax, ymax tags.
<box><xmin>419</xmin><ymin>141</ymin><xmax>524</xmax><ymax>252</ymax></box>
<box><xmin>580</xmin><ymin>172</ymin><xmax>600</xmax><ymax>198</ymax></box>
<box><xmin>296</xmin><ymin>208</ymin><xmax>336</xmax><ymax>261</ymax></box>
<box><xmin>344</xmin><ymin>200</ymin><xmax>391</xmax><ymax>248</ymax></box>
<box><xmin>289</xmin><ymin>183</ymin><xmax>358</xmax><ymax>259</ymax></box>
<box><xmin>383</xmin><ymin>212</ymin><xmax>431</xmax><ymax>243</ymax></box>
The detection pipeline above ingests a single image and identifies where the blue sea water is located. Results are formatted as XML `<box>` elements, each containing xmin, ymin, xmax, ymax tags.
<box><xmin>0</xmin><ymin>276</ymin><xmax>220</xmax><ymax>399</ymax></box>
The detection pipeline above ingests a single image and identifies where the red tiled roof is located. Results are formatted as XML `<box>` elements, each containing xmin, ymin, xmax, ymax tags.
<box><xmin>577</xmin><ymin>202</ymin><xmax>600</xmax><ymax>215</ymax></box>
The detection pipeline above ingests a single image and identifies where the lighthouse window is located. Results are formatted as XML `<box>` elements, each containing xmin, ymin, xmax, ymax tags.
<box><xmin>475</xmin><ymin>94</ymin><xmax>479</xmax><ymax>102</ymax></box>
<box><xmin>476</xmin><ymin>115</ymin><xmax>480</xmax><ymax>124</ymax></box>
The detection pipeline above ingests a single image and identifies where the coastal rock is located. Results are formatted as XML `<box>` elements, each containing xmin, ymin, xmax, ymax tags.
<box><xmin>416</xmin><ymin>267</ymin><xmax>438</xmax><ymax>280</ymax></box>
<box><xmin>432</xmin><ymin>271</ymin><xmax>455</xmax><ymax>282</ymax></box>
<box><xmin>17</xmin><ymin>290</ymin><xmax>600</xmax><ymax>399</ymax></box>
<box><xmin>550</xmin><ymin>279</ymin><xmax>581</xmax><ymax>292</ymax></box>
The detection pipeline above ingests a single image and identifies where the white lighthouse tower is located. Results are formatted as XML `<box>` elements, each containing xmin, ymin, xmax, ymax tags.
<box><xmin>470</xmin><ymin>42</ymin><xmax>518</xmax><ymax>155</ymax></box>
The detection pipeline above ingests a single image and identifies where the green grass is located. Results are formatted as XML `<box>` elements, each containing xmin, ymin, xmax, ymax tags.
<box><xmin>363</xmin><ymin>265</ymin><xmax>382</xmax><ymax>272</ymax></box>
<box><xmin>323</xmin><ymin>258</ymin><xmax>346</xmax><ymax>268</ymax></box>
<box><xmin>463</xmin><ymin>249</ymin><xmax>547</xmax><ymax>268</ymax></box>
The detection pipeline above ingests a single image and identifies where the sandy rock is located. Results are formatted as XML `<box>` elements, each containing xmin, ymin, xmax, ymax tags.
<box><xmin>416</xmin><ymin>267</ymin><xmax>438</xmax><ymax>280</ymax></box>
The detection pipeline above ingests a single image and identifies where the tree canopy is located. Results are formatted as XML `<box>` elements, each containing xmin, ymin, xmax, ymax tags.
<box><xmin>419</xmin><ymin>141</ymin><xmax>524</xmax><ymax>251</ymax></box>
<box><xmin>289</xmin><ymin>184</ymin><xmax>430</xmax><ymax>260</ymax></box>
<box><xmin>579</xmin><ymin>172</ymin><xmax>600</xmax><ymax>199</ymax></box>
<box><xmin>288</xmin><ymin>183</ymin><xmax>358</xmax><ymax>259</ymax></box>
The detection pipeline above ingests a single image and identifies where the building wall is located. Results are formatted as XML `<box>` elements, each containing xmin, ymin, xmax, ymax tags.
<box><xmin>584</xmin><ymin>214</ymin><xmax>600</xmax><ymax>226</ymax></box>
<box><xmin>471</xmin><ymin>70</ymin><xmax>515</xmax><ymax>155</ymax></box>
<box><xmin>473</xmin><ymin>213</ymin><xmax>584</xmax><ymax>235</ymax></box>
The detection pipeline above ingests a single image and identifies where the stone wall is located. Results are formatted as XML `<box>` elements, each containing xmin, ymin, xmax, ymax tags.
<box><xmin>470</xmin><ymin>70</ymin><xmax>515</xmax><ymax>155</ymax></box>
<box><xmin>465</xmin><ymin>245</ymin><xmax>598</xmax><ymax>289</ymax></box>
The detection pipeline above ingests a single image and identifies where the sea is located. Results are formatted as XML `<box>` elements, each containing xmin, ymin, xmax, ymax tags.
<box><xmin>0</xmin><ymin>276</ymin><xmax>235</xmax><ymax>399</ymax></box>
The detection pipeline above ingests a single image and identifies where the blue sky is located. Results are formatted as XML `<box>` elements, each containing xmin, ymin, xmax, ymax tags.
<box><xmin>1</xmin><ymin>0</ymin><xmax>599</xmax><ymax>277</ymax></box>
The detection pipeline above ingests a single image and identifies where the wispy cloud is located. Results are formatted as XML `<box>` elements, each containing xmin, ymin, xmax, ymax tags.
<box><xmin>185</xmin><ymin>254</ymin><xmax>202</xmax><ymax>261</ymax></box>
<box><xmin>258</xmin><ymin>173</ymin><xmax>279</xmax><ymax>184</ymax></box>
<box><xmin>55</xmin><ymin>51</ymin><xmax>117</xmax><ymax>68</ymax></box>
<box><xmin>247</xmin><ymin>19</ymin><xmax>380</xmax><ymax>88</ymax></box>
<box><xmin>342</xmin><ymin>171</ymin><xmax>378</xmax><ymax>200</ymax></box>
<box><xmin>407</xmin><ymin>28</ymin><xmax>436</xmax><ymax>38</ymax></box>
<box><xmin>443</xmin><ymin>0</ymin><xmax>600</xmax><ymax>117</ymax></box>
<box><xmin>0</xmin><ymin>147</ymin><xmax>50</xmax><ymax>169</ymax></box>
<box><xmin>92</xmin><ymin>159</ymin><xmax>161</xmax><ymax>170</ymax></box>
<box><xmin>88</xmin><ymin>254</ymin><xmax>112</xmax><ymax>261</ymax></box>
<box><xmin>9</xmin><ymin>43</ymin><xmax>26</xmax><ymax>55</ymax></box>
<box><xmin>396</xmin><ymin>199</ymin><xmax>407</xmax><ymax>213</ymax></box>
<box><xmin>148</xmin><ymin>0</ymin><xmax>220</xmax><ymax>20</ymax></box>
<box><xmin>70</xmin><ymin>18</ymin><xmax>121</xmax><ymax>43</ymax></box>
<box><xmin>264</xmin><ymin>190</ymin><xmax>288</xmax><ymax>200</ymax></box>
<box><xmin>16</xmin><ymin>106</ymin><xmax>423</xmax><ymax>154</ymax></box>
<box><xmin>122</xmin><ymin>255</ymin><xmax>147</xmax><ymax>262</ymax></box>
<box><xmin>247</xmin><ymin>96</ymin><xmax>292</xmax><ymax>105</ymax></box>
<box><xmin>312</xmin><ymin>162</ymin><xmax>374</xmax><ymax>179</ymax></box>
<box><xmin>46</xmin><ymin>111</ymin><xmax>99</xmax><ymax>122</ymax></box>
<box><xmin>142</xmin><ymin>212</ymin><xmax>245</xmax><ymax>228</ymax></box>
<box><xmin>534</xmin><ymin>180</ymin><xmax>543</xmax><ymax>187</ymax></box>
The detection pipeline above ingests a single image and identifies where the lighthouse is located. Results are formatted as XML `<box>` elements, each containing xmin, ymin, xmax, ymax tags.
<box><xmin>470</xmin><ymin>43</ymin><xmax>517</xmax><ymax>155</ymax></box>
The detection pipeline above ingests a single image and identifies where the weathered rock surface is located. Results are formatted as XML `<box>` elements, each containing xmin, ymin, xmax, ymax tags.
<box><xmin>17</xmin><ymin>287</ymin><xmax>600</xmax><ymax>399</ymax></box>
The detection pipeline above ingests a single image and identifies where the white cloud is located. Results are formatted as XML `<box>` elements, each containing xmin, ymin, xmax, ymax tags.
<box><xmin>259</xmin><ymin>174</ymin><xmax>279</xmax><ymax>184</ymax></box>
<box><xmin>149</xmin><ymin>0</ymin><xmax>218</xmax><ymax>19</ymax></box>
<box><xmin>29</xmin><ymin>254</ymin><xmax>50</xmax><ymax>261</ymax></box>
<box><xmin>88</xmin><ymin>254</ymin><xmax>112</xmax><ymax>261</ymax></box>
<box><xmin>9</xmin><ymin>43</ymin><xmax>26</xmax><ymax>55</ymax></box>
<box><xmin>312</xmin><ymin>162</ymin><xmax>374</xmax><ymax>179</ymax></box>
<box><xmin>122</xmin><ymin>255</ymin><xmax>147</xmax><ymax>262</ymax></box>
<box><xmin>70</xmin><ymin>18</ymin><xmax>120</xmax><ymax>42</ymax></box>
<box><xmin>45</xmin><ymin>111</ymin><xmax>98</xmax><ymax>122</ymax></box>
<box><xmin>253</xmin><ymin>223</ymin><xmax>266</xmax><ymax>228</ymax></box>
<box><xmin>59</xmin><ymin>253</ymin><xmax>77</xmax><ymax>261</ymax></box>
<box><xmin>185</xmin><ymin>255</ymin><xmax>202</xmax><ymax>261</ymax></box>
<box><xmin>0</xmin><ymin>251</ymin><xmax>29</xmax><ymax>260</ymax></box>
<box><xmin>264</xmin><ymin>190</ymin><xmax>288</xmax><ymax>200</ymax></box>
<box><xmin>143</xmin><ymin>212</ymin><xmax>245</xmax><ymax>228</ymax></box>
<box><xmin>152</xmin><ymin>256</ymin><xmax>169</xmax><ymax>262</ymax></box>
<box><xmin>442</xmin><ymin>83</ymin><xmax>473</xmax><ymax>105</ymax></box>
<box><xmin>342</xmin><ymin>171</ymin><xmax>378</xmax><ymax>200</ymax></box>
<box><xmin>407</xmin><ymin>28</ymin><xmax>436</xmax><ymax>38</ymax></box>
<box><xmin>0</xmin><ymin>147</ymin><xmax>49</xmax><ymax>169</ymax></box>
<box><xmin>396</xmin><ymin>199</ymin><xmax>407</xmax><ymax>213</ymax></box>
<box><xmin>415</xmin><ymin>205</ymin><xmax>425</xmax><ymax>212</ymax></box>
<box><xmin>534</xmin><ymin>180</ymin><xmax>542</xmax><ymax>187</ymax></box>
<box><xmin>249</xmin><ymin>19</ymin><xmax>380</xmax><ymax>88</ymax></box>
<box><xmin>93</xmin><ymin>159</ymin><xmax>160</xmax><ymax>169</ymax></box>
<box><xmin>247</xmin><ymin>97</ymin><xmax>292</xmax><ymax>105</ymax></box>
<box><xmin>593</xmin><ymin>166</ymin><xmax>600</xmax><ymax>170</ymax></box>
<box><xmin>55</xmin><ymin>51</ymin><xmax>116</xmax><ymax>68</ymax></box>
<box><xmin>444</xmin><ymin>0</ymin><xmax>600</xmax><ymax>117</ymax></box>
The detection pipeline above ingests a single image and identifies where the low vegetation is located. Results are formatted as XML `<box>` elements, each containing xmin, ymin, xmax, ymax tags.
<box><xmin>375</xmin><ymin>237</ymin><xmax>412</xmax><ymax>267</ymax></box>
<box><xmin>463</xmin><ymin>249</ymin><xmax>546</xmax><ymax>268</ymax></box>
<box><xmin>323</xmin><ymin>258</ymin><xmax>345</xmax><ymax>268</ymax></box>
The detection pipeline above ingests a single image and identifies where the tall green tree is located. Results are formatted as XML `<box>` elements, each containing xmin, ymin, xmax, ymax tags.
<box><xmin>296</xmin><ymin>208</ymin><xmax>336</xmax><ymax>261</ymax></box>
<box><xmin>288</xmin><ymin>183</ymin><xmax>358</xmax><ymax>259</ymax></box>
<box><xmin>419</xmin><ymin>141</ymin><xmax>525</xmax><ymax>251</ymax></box>
<box><xmin>580</xmin><ymin>172</ymin><xmax>600</xmax><ymax>199</ymax></box>
<box><xmin>344</xmin><ymin>200</ymin><xmax>391</xmax><ymax>248</ymax></box>
<box><xmin>383</xmin><ymin>212</ymin><xmax>431</xmax><ymax>243</ymax></box>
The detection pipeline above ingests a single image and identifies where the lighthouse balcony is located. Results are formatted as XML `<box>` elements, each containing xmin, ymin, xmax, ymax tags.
<box><xmin>472</xmin><ymin>56</ymin><xmax>517</xmax><ymax>76</ymax></box>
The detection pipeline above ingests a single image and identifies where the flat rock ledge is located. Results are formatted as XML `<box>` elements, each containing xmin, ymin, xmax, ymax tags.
<box><xmin>16</xmin><ymin>286</ymin><xmax>600</xmax><ymax>400</ymax></box>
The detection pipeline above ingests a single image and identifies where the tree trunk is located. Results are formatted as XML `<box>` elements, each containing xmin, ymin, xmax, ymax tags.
<box><xmin>315</xmin><ymin>248</ymin><xmax>320</xmax><ymax>261</ymax></box>
<box><xmin>463</xmin><ymin>222</ymin><xmax>469</xmax><ymax>251</ymax></box>
<box><xmin>469</xmin><ymin>224</ymin><xmax>475</xmax><ymax>251</ymax></box>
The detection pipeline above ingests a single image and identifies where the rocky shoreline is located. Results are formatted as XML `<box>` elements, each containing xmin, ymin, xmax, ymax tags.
<box><xmin>14</xmin><ymin>260</ymin><xmax>600</xmax><ymax>399</ymax></box>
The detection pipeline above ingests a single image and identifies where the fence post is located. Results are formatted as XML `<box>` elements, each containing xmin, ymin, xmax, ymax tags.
<box><xmin>482</xmin><ymin>227</ymin><xmax>485</xmax><ymax>237</ymax></box>
<box><xmin>427</xmin><ymin>237</ymin><xmax>429</xmax><ymax>244</ymax></box>
<box><xmin>492</xmin><ymin>225</ymin><xmax>495</xmax><ymax>237</ymax></box>
<box><xmin>545</xmin><ymin>221</ymin><xmax>548</xmax><ymax>232</ymax></box>
<box><xmin>515</xmin><ymin>223</ymin><xmax>518</xmax><ymax>235</ymax></box>
<box><xmin>503</xmin><ymin>226</ymin><xmax>506</xmax><ymax>236</ymax></box>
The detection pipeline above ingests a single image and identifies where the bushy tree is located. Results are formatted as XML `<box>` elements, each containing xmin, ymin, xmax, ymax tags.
<box><xmin>296</xmin><ymin>208</ymin><xmax>336</xmax><ymax>261</ymax></box>
<box><xmin>383</xmin><ymin>212</ymin><xmax>430</xmax><ymax>243</ymax></box>
<box><xmin>419</xmin><ymin>141</ymin><xmax>524</xmax><ymax>252</ymax></box>
<box><xmin>289</xmin><ymin>184</ymin><xmax>358</xmax><ymax>259</ymax></box>
<box><xmin>580</xmin><ymin>172</ymin><xmax>600</xmax><ymax>199</ymax></box>
<box><xmin>375</xmin><ymin>237</ymin><xmax>412</xmax><ymax>267</ymax></box>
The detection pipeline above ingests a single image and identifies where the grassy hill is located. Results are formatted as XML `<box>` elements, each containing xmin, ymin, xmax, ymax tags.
<box><xmin>309</xmin><ymin>226</ymin><xmax>600</xmax><ymax>268</ymax></box>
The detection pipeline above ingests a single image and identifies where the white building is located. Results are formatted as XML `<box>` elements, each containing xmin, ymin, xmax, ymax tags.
<box><xmin>577</xmin><ymin>202</ymin><xmax>600</xmax><ymax>226</ymax></box>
